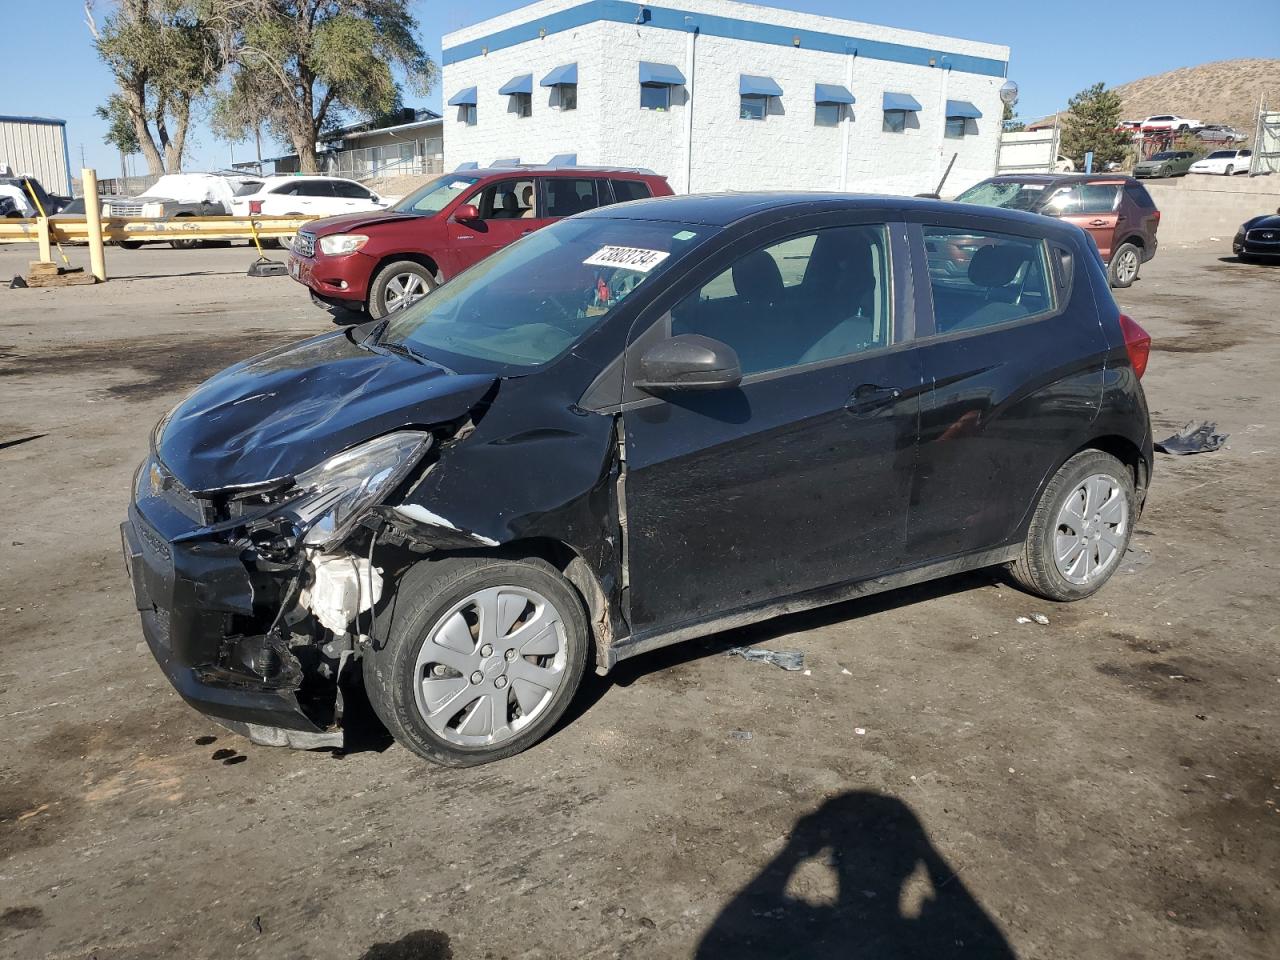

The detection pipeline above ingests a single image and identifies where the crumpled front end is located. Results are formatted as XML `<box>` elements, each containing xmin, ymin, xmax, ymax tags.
<box><xmin>121</xmin><ymin>433</ymin><xmax>423</xmax><ymax>743</ymax></box>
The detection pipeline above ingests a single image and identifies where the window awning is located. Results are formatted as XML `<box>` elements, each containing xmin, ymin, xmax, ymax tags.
<box><xmin>814</xmin><ymin>83</ymin><xmax>855</xmax><ymax>105</ymax></box>
<box><xmin>492</xmin><ymin>157</ymin><xmax>520</xmax><ymax>167</ymax></box>
<box><xmin>639</xmin><ymin>61</ymin><xmax>686</xmax><ymax>86</ymax></box>
<box><xmin>499</xmin><ymin>74</ymin><xmax>533</xmax><ymax>96</ymax></box>
<box><xmin>882</xmin><ymin>92</ymin><xmax>922</xmax><ymax>112</ymax></box>
<box><xmin>740</xmin><ymin>75</ymin><xmax>783</xmax><ymax>97</ymax></box>
<box><xmin>541</xmin><ymin>63</ymin><xmax>578</xmax><ymax>87</ymax></box>
<box><xmin>454</xmin><ymin>161</ymin><xmax>479</xmax><ymax>171</ymax></box>
<box><xmin>945</xmin><ymin>99</ymin><xmax>982</xmax><ymax>119</ymax></box>
<box><xmin>548</xmin><ymin>153</ymin><xmax>578</xmax><ymax>166</ymax></box>
<box><xmin>447</xmin><ymin>86</ymin><xmax>477</xmax><ymax>107</ymax></box>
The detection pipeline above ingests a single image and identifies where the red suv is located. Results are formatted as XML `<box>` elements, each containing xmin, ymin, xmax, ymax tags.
<box><xmin>954</xmin><ymin>174</ymin><xmax>1160</xmax><ymax>288</ymax></box>
<box><xmin>289</xmin><ymin>167</ymin><xmax>673</xmax><ymax>318</ymax></box>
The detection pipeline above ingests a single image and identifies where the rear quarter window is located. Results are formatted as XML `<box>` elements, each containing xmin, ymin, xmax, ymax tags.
<box><xmin>1124</xmin><ymin>183</ymin><xmax>1155</xmax><ymax>209</ymax></box>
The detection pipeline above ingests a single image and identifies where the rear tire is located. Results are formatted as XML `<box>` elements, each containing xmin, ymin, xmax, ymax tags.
<box><xmin>116</xmin><ymin>240</ymin><xmax>142</xmax><ymax>250</ymax></box>
<box><xmin>1224</xmin><ymin>165</ymin><xmax>1234</xmax><ymax>176</ymax></box>
<box><xmin>1108</xmin><ymin>242</ymin><xmax>1141</xmax><ymax>288</ymax></box>
<box><xmin>1009</xmin><ymin>450</ymin><xmax>1135</xmax><ymax>602</ymax></box>
<box><xmin>363</xmin><ymin>555</ymin><xmax>590</xmax><ymax>767</ymax></box>
<box><xmin>368</xmin><ymin>259</ymin><xmax>437</xmax><ymax>319</ymax></box>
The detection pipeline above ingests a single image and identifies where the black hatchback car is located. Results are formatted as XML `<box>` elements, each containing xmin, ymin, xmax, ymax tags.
<box><xmin>123</xmin><ymin>193</ymin><xmax>1154</xmax><ymax>766</ymax></box>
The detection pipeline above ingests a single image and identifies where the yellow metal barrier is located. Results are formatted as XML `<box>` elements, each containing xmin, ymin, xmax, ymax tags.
<box><xmin>0</xmin><ymin>214</ymin><xmax>316</xmax><ymax>245</ymax></box>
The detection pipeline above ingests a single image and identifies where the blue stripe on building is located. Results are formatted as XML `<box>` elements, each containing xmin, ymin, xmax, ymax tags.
<box><xmin>443</xmin><ymin>0</ymin><xmax>1007</xmax><ymax>78</ymax></box>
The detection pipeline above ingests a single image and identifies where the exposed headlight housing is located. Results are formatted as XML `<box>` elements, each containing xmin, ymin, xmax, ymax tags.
<box><xmin>141</xmin><ymin>201</ymin><xmax>165</xmax><ymax>218</ymax></box>
<box><xmin>319</xmin><ymin>233</ymin><xmax>369</xmax><ymax>256</ymax></box>
<box><xmin>283</xmin><ymin>431</ymin><xmax>430</xmax><ymax>547</ymax></box>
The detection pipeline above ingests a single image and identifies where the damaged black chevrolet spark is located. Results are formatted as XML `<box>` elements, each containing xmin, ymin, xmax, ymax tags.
<box><xmin>123</xmin><ymin>193</ymin><xmax>1154</xmax><ymax>766</ymax></box>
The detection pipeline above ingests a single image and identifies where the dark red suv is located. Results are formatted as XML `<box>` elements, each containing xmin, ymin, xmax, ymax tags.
<box><xmin>289</xmin><ymin>166</ymin><xmax>673</xmax><ymax>318</ymax></box>
<box><xmin>954</xmin><ymin>174</ymin><xmax>1161</xmax><ymax>288</ymax></box>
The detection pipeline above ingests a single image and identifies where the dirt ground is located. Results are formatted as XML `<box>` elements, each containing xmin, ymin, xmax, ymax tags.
<box><xmin>0</xmin><ymin>240</ymin><xmax>1276</xmax><ymax>960</ymax></box>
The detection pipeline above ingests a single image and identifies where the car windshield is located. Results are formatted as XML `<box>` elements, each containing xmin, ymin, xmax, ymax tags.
<box><xmin>954</xmin><ymin>180</ymin><xmax>1049</xmax><ymax>212</ymax></box>
<box><xmin>380</xmin><ymin>217</ymin><xmax>717</xmax><ymax>373</ymax></box>
<box><xmin>391</xmin><ymin>175</ymin><xmax>481</xmax><ymax>215</ymax></box>
<box><xmin>233</xmin><ymin>180</ymin><xmax>263</xmax><ymax>196</ymax></box>
<box><xmin>1206</xmin><ymin>151</ymin><xmax>1234</xmax><ymax>159</ymax></box>
<box><xmin>1149</xmin><ymin>152</ymin><xmax>1175</xmax><ymax>160</ymax></box>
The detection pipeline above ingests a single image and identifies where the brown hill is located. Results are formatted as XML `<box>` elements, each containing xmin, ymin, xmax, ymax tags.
<box><xmin>1030</xmin><ymin>58</ymin><xmax>1280</xmax><ymax>137</ymax></box>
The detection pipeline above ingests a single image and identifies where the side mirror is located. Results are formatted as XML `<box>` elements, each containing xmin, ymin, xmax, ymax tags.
<box><xmin>454</xmin><ymin>203</ymin><xmax>481</xmax><ymax>222</ymax></box>
<box><xmin>634</xmin><ymin>334</ymin><xmax>742</xmax><ymax>394</ymax></box>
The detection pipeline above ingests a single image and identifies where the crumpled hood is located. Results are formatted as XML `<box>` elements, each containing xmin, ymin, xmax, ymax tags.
<box><xmin>301</xmin><ymin>210</ymin><xmax>421</xmax><ymax>237</ymax></box>
<box><xmin>157</xmin><ymin>331</ymin><xmax>496</xmax><ymax>492</ymax></box>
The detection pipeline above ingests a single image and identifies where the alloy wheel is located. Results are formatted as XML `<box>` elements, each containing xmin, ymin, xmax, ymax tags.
<box><xmin>412</xmin><ymin>586</ymin><xmax>568</xmax><ymax>747</ymax></box>
<box><xmin>1114</xmin><ymin>249</ymin><xmax>1139</xmax><ymax>284</ymax></box>
<box><xmin>1053</xmin><ymin>473</ymin><xmax>1129</xmax><ymax>585</ymax></box>
<box><xmin>383</xmin><ymin>272</ymin><xmax>429</xmax><ymax>312</ymax></box>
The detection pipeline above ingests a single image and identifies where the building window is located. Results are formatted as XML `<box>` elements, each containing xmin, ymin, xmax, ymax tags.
<box><xmin>641</xmin><ymin>84</ymin><xmax>670</xmax><ymax>111</ymax></box>
<box><xmin>555</xmin><ymin>84</ymin><xmax>577</xmax><ymax>111</ymax></box>
<box><xmin>815</xmin><ymin>103</ymin><xmax>842</xmax><ymax>127</ymax></box>
<box><xmin>740</xmin><ymin>95</ymin><xmax>768</xmax><ymax>121</ymax></box>
<box><xmin>945</xmin><ymin>117</ymin><xmax>968</xmax><ymax>139</ymax></box>
<box><xmin>883</xmin><ymin>111</ymin><xmax>907</xmax><ymax>133</ymax></box>
<box><xmin>513</xmin><ymin>92</ymin><xmax>532</xmax><ymax>118</ymax></box>
<box><xmin>461</xmin><ymin>104</ymin><xmax>476</xmax><ymax>126</ymax></box>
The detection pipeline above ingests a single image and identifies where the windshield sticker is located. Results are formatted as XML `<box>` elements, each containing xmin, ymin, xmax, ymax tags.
<box><xmin>448</xmin><ymin>180</ymin><xmax>472</xmax><ymax>189</ymax></box>
<box><xmin>583</xmin><ymin>245</ymin><xmax>670</xmax><ymax>272</ymax></box>
<box><xmin>672</xmin><ymin>230</ymin><xmax>697</xmax><ymax>241</ymax></box>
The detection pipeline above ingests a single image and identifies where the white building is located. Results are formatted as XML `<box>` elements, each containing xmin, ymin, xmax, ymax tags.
<box><xmin>0</xmin><ymin>115</ymin><xmax>72</xmax><ymax>196</ymax></box>
<box><xmin>441</xmin><ymin>0</ymin><xmax>1010</xmax><ymax>197</ymax></box>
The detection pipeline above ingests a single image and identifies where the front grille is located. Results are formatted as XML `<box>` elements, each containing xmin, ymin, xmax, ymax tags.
<box><xmin>294</xmin><ymin>231</ymin><xmax>316</xmax><ymax>258</ymax></box>
<box><xmin>107</xmin><ymin>201</ymin><xmax>146</xmax><ymax>217</ymax></box>
<box><xmin>1245</xmin><ymin>229</ymin><xmax>1280</xmax><ymax>245</ymax></box>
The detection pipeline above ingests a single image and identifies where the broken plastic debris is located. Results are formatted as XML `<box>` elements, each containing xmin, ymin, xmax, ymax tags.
<box><xmin>728</xmin><ymin>730</ymin><xmax>753</xmax><ymax>741</ymax></box>
<box><xmin>855</xmin><ymin>727</ymin><xmax>867</xmax><ymax>736</ymax></box>
<box><xmin>1032</xmin><ymin>613</ymin><xmax>1049</xmax><ymax>625</ymax></box>
<box><xmin>1155</xmin><ymin>420</ymin><xmax>1228</xmax><ymax>456</ymax></box>
<box><xmin>725</xmin><ymin>646</ymin><xmax>805</xmax><ymax>671</ymax></box>
<box><xmin>1015</xmin><ymin>616</ymin><xmax>1032</xmax><ymax>624</ymax></box>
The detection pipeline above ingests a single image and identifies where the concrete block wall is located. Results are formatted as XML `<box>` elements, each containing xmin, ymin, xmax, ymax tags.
<box><xmin>442</xmin><ymin>0</ymin><xmax>1008</xmax><ymax>197</ymax></box>
<box><xmin>1146</xmin><ymin>176</ymin><xmax>1280</xmax><ymax>244</ymax></box>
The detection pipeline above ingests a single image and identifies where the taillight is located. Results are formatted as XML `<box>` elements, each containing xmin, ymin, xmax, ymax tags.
<box><xmin>1152</xmin><ymin>210</ymin><xmax>1161</xmax><ymax>224</ymax></box>
<box><xmin>248</xmin><ymin>200</ymin><xmax>262</xmax><ymax>215</ymax></box>
<box><xmin>1118</xmin><ymin>313</ymin><xmax>1151</xmax><ymax>379</ymax></box>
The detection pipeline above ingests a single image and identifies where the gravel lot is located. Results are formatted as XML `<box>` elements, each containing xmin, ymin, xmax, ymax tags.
<box><xmin>0</xmin><ymin>241</ymin><xmax>1277</xmax><ymax>960</ymax></box>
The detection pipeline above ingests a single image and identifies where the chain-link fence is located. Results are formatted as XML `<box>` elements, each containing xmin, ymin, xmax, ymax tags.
<box><xmin>321</xmin><ymin>139</ymin><xmax>445</xmax><ymax>182</ymax></box>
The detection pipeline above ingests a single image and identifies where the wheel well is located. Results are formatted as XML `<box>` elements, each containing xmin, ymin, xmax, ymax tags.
<box><xmin>380</xmin><ymin>536</ymin><xmax>617</xmax><ymax>673</ymax></box>
<box><xmin>1119</xmin><ymin>235</ymin><xmax>1144</xmax><ymax>249</ymax></box>
<box><xmin>1076</xmin><ymin>434</ymin><xmax>1149</xmax><ymax>504</ymax></box>
<box><xmin>372</xmin><ymin>251</ymin><xmax>442</xmax><ymax>285</ymax></box>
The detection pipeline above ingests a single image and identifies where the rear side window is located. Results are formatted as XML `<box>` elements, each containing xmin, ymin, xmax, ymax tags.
<box><xmin>610</xmin><ymin>179</ymin><xmax>652</xmax><ymax>203</ymax></box>
<box><xmin>299</xmin><ymin>181</ymin><xmax>337</xmax><ymax>198</ymax></box>
<box><xmin>1124</xmin><ymin>182</ymin><xmax>1155</xmax><ymax>209</ymax></box>
<box><xmin>544</xmin><ymin>178</ymin><xmax>601</xmax><ymax>217</ymax></box>
<box><xmin>923</xmin><ymin>228</ymin><xmax>1055</xmax><ymax>335</ymax></box>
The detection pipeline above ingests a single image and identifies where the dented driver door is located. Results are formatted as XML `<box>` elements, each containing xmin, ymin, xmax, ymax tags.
<box><xmin>618</xmin><ymin>217</ymin><xmax>922</xmax><ymax>639</ymax></box>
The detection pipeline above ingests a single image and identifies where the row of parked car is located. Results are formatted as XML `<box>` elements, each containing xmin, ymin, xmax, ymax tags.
<box><xmin>1119</xmin><ymin>116</ymin><xmax>1250</xmax><ymax>143</ymax></box>
<box><xmin>1132</xmin><ymin>148</ymin><xmax>1255</xmax><ymax>179</ymax></box>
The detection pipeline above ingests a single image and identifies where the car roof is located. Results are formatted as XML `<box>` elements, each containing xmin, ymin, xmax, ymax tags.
<box><xmin>980</xmin><ymin>173</ymin><xmax>1137</xmax><ymax>186</ymax></box>
<box><xmin>262</xmin><ymin>173</ymin><xmax>355</xmax><ymax>181</ymax></box>
<box><xmin>577</xmin><ymin>191</ymin><xmax>1072</xmax><ymax>233</ymax></box>
<box><xmin>463</xmin><ymin>166</ymin><xmax>664</xmax><ymax>180</ymax></box>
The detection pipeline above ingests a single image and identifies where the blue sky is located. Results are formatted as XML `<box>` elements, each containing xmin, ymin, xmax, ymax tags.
<box><xmin>8</xmin><ymin>0</ymin><xmax>1279</xmax><ymax>177</ymax></box>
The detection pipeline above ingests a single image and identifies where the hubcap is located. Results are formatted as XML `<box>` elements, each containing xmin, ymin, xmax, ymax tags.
<box><xmin>1053</xmin><ymin>474</ymin><xmax>1128</xmax><ymax>585</ymax></box>
<box><xmin>1116</xmin><ymin>250</ymin><xmax>1138</xmax><ymax>283</ymax></box>
<box><xmin>413</xmin><ymin>586</ymin><xmax>568</xmax><ymax>747</ymax></box>
<box><xmin>383</xmin><ymin>272</ymin><xmax>428</xmax><ymax>312</ymax></box>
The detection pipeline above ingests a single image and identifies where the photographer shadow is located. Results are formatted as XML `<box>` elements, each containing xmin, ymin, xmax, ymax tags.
<box><xmin>696</xmin><ymin>791</ymin><xmax>1017</xmax><ymax>960</ymax></box>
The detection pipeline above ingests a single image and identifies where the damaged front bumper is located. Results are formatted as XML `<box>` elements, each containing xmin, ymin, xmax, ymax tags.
<box><xmin>121</xmin><ymin>504</ymin><xmax>329</xmax><ymax>733</ymax></box>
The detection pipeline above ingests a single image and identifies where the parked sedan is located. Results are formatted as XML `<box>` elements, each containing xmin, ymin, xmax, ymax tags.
<box><xmin>1197</xmin><ymin>124</ymin><xmax>1248</xmax><ymax>145</ymax></box>
<box><xmin>1133</xmin><ymin>150</ymin><xmax>1199</xmax><ymax>179</ymax></box>
<box><xmin>122</xmin><ymin>193</ymin><xmax>1153</xmax><ymax>766</ymax></box>
<box><xmin>1190</xmin><ymin>149</ymin><xmax>1252</xmax><ymax>176</ymax></box>
<box><xmin>1233</xmin><ymin>209</ymin><xmax>1280</xmax><ymax>262</ymax></box>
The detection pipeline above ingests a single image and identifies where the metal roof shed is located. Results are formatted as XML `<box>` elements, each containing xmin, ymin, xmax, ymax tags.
<box><xmin>0</xmin><ymin>115</ymin><xmax>72</xmax><ymax>196</ymax></box>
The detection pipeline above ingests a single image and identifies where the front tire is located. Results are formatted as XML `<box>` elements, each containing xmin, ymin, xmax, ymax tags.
<box><xmin>363</xmin><ymin>555</ymin><xmax>590</xmax><ymax>767</ymax></box>
<box><xmin>368</xmin><ymin>260</ymin><xmax>437</xmax><ymax>319</ymax></box>
<box><xmin>1108</xmin><ymin>242</ymin><xmax>1141</xmax><ymax>288</ymax></box>
<box><xmin>1224</xmin><ymin>165</ymin><xmax>1234</xmax><ymax>176</ymax></box>
<box><xmin>1009</xmin><ymin>450</ymin><xmax>1135</xmax><ymax>602</ymax></box>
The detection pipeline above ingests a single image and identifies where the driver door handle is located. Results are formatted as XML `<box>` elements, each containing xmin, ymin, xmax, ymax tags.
<box><xmin>846</xmin><ymin>384</ymin><xmax>902</xmax><ymax>415</ymax></box>
<box><xmin>1089</xmin><ymin>219</ymin><xmax>1109</xmax><ymax>227</ymax></box>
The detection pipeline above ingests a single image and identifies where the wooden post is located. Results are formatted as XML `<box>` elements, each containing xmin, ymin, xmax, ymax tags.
<box><xmin>36</xmin><ymin>215</ymin><xmax>52</xmax><ymax>263</ymax></box>
<box><xmin>83</xmin><ymin>168</ymin><xmax>107</xmax><ymax>282</ymax></box>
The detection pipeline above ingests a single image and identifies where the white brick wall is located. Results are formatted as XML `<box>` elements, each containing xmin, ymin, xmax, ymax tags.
<box><xmin>442</xmin><ymin>0</ymin><xmax>1009</xmax><ymax>197</ymax></box>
